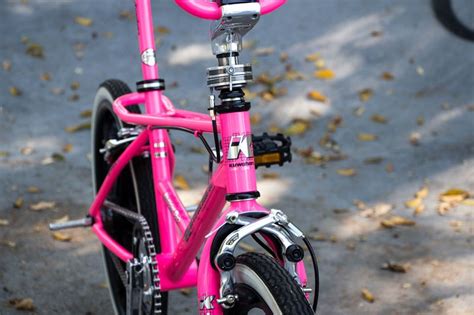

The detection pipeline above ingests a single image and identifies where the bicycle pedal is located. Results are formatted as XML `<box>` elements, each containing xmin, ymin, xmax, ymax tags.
<box><xmin>48</xmin><ymin>216</ymin><xmax>93</xmax><ymax>231</ymax></box>
<box><xmin>252</xmin><ymin>133</ymin><xmax>292</xmax><ymax>168</ymax></box>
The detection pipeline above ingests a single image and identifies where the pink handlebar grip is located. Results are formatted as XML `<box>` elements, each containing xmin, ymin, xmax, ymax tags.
<box><xmin>174</xmin><ymin>0</ymin><xmax>286</xmax><ymax>20</ymax></box>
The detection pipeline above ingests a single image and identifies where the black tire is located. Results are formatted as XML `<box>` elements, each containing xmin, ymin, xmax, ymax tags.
<box><xmin>91</xmin><ymin>79</ymin><xmax>168</xmax><ymax>315</ymax></box>
<box><xmin>224</xmin><ymin>253</ymin><xmax>314</xmax><ymax>315</ymax></box>
<box><xmin>432</xmin><ymin>0</ymin><xmax>474</xmax><ymax>41</ymax></box>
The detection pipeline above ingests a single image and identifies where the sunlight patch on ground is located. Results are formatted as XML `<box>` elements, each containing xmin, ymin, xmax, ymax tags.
<box><xmin>167</xmin><ymin>43</ymin><xmax>214</xmax><ymax>66</ymax></box>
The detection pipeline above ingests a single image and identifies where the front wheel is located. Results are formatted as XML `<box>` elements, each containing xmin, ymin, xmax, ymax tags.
<box><xmin>224</xmin><ymin>253</ymin><xmax>314</xmax><ymax>315</ymax></box>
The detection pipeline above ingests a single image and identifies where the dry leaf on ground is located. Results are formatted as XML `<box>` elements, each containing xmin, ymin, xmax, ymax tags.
<box><xmin>437</xmin><ymin>202</ymin><xmax>452</xmax><ymax>215</ymax></box>
<box><xmin>26</xmin><ymin>43</ymin><xmax>44</xmax><ymax>58</ymax></box>
<box><xmin>353</xmin><ymin>106</ymin><xmax>365</xmax><ymax>116</ymax></box>
<box><xmin>156</xmin><ymin>26</ymin><xmax>170</xmax><ymax>34</ymax></box>
<box><xmin>262</xmin><ymin>172</ymin><xmax>280</xmax><ymax>179</ymax></box>
<box><xmin>13</xmin><ymin>197</ymin><xmax>24</xmax><ymax>209</ymax></box>
<box><xmin>360</xmin><ymin>203</ymin><xmax>393</xmax><ymax>218</ymax></box>
<box><xmin>307</xmin><ymin>90</ymin><xmax>328</xmax><ymax>103</ymax></box>
<box><xmin>358</xmin><ymin>133</ymin><xmax>377</xmax><ymax>142</ymax></box>
<box><xmin>371</xmin><ymin>114</ymin><xmax>388</xmax><ymax>124</ymax></box>
<box><xmin>52</xmin><ymin>231</ymin><xmax>72</xmax><ymax>242</ymax></box>
<box><xmin>364</xmin><ymin>157</ymin><xmax>384</xmax><ymax>165</ymax></box>
<box><xmin>336</xmin><ymin>168</ymin><xmax>356</xmax><ymax>177</ymax></box>
<box><xmin>381</xmin><ymin>72</ymin><xmax>395</xmax><ymax>80</ymax></box>
<box><xmin>381</xmin><ymin>261</ymin><xmax>408</xmax><ymax>273</ymax></box>
<box><xmin>381</xmin><ymin>216</ymin><xmax>416</xmax><ymax>228</ymax></box>
<box><xmin>0</xmin><ymin>219</ymin><xmax>9</xmax><ymax>226</ymax></box>
<box><xmin>75</xmin><ymin>16</ymin><xmax>93</xmax><ymax>27</ymax></box>
<box><xmin>179</xmin><ymin>288</ymin><xmax>192</xmax><ymax>296</ymax></box>
<box><xmin>174</xmin><ymin>175</ymin><xmax>190</xmax><ymax>190</ymax></box>
<box><xmin>62</xmin><ymin>143</ymin><xmax>73</xmax><ymax>153</ymax></box>
<box><xmin>0</xmin><ymin>240</ymin><xmax>17</xmax><ymax>248</ymax></box>
<box><xmin>250</xmin><ymin>113</ymin><xmax>262</xmax><ymax>125</ymax></box>
<box><xmin>40</xmin><ymin>72</ymin><xmax>51</xmax><ymax>81</ymax></box>
<box><xmin>30</xmin><ymin>201</ymin><xmax>56</xmax><ymax>211</ymax></box>
<box><xmin>26</xmin><ymin>186</ymin><xmax>40</xmax><ymax>193</ymax></box>
<box><xmin>9</xmin><ymin>86</ymin><xmax>22</xmax><ymax>96</ymax></box>
<box><xmin>359</xmin><ymin>88</ymin><xmax>373</xmax><ymax>102</ymax></box>
<box><xmin>65</xmin><ymin>122</ymin><xmax>91</xmax><ymax>133</ymax></box>
<box><xmin>361</xmin><ymin>289</ymin><xmax>375</xmax><ymax>303</ymax></box>
<box><xmin>8</xmin><ymin>298</ymin><xmax>35</xmax><ymax>311</ymax></box>
<box><xmin>405</xmin><ymin>197</ymin><xmax>422</xmax><ymax>209</ymax></box>
<box><xmin>285</xmin><ymin>119</ymin><xmax>311</xmax><ymax>136</ymax></box>
<box><xmin>439</xmin><ymin>189</ymin><xmax>469</xmax><ymax>203</ymax></box>
<box><xmin>314</xmin><ymin>69</ymin><xmax>335</xmax><ymax>80</ymax></box>
<box><xmin>305</xmin><ymin>53</ymin><xmax>320</xmax><ymax>62</ymax></box>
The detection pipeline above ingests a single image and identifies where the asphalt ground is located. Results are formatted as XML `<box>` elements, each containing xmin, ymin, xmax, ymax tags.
<box><xmin>0</xmin><ymin>0</ymin><xmax>473</xmax><ymax>314</ymax></box>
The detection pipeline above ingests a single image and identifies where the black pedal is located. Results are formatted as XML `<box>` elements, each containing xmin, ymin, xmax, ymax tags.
<box><xmin>252</xmin><ymin>133</ymin><xmax>292</xmax><ymax>168</ymax></box>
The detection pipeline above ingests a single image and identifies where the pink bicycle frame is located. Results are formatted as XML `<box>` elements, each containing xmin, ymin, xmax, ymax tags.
<box><xmin>88</xmin><ymin>0</ymin><xmax>306</xmax><ymax>314</ymax></box>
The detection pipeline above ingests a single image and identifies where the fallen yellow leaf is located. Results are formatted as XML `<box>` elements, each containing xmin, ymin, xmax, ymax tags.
<box><xmin>358</xmin><ymin>133</ymin><xmax>377</xmax><ymax>142</ymax></box>
<box><xmin>381</xmin><ymin>72</ymin><xmax>394</xmax><ymax>80</ymax></box>
<box><xmin>314</xmin><ymin>69</ymin><xmax>335</xmax><ymax>80</ymax></box>
<box><xmin>13</xmin><ymin>197</ymin><xmax>24</xmax><ymax>209</ymax></box>
<box><xmin>40</xmin><ymin>72</ymin><xmax>51</xmax><ymax>81</ymax></box>
<box><xmin>361</xmin><ymin>289</ymin><xmax>375</xmax><ymax>303</ymax></box>
<box><xmin>262</xmin><ymin>172</ymin><xmax>280</xmax><ymax>179</ymax></box>
<box><xmin>75</xmin><ymin>16</ymin><xmax>93</xmax><ymax>27</ymax></box>
<box><xmin>437</xmin><ymin>202</ymin><xmax>452</xmax><ymax>215</ymax></box>
<box><xmin>405</xmin><ymin>198</ymin><xmax>422</xmax><ymax>209</ymax></box>
<box><xmin>25</xmin><ymin>43</ymin><xmax>44</xmax><ymax>58</ymax></box>
<box><xmin>285</xmin><ymin>68</ymin><xmax>306</xmax><ymax>81</ymax></box>
<box><xmin>65</xmin><ymin>122</ymin><xmax>91</xmax><ymax>133</ymax></box>
<box><xmin>416</xmin><ymin>186</ymin><xmax>429</xmax><ymax>199</ymax></box>
<box><xmin>62</xmin><ymin>143</ymin><xmax>73</xmax><ymax>153</ymax></box>
<box><xmin>314</xmin><ymin>59</ymin><xmax>326</xmax><ymax>69</ymax></box>
<box><xmin>305</xmin><ymin>53</ymin><xmax>320</xmax><ymax>62</ymax></box>
<box><xmin>156</xmin><ymin>26</ymin><xmax>170</xmax><ymax>34</ymax></box>
<box><xmin>0</xmin><ymin>240</ymin><xmax>16</xmax><ymax>248</ymax></box>
<box><xmin>250</xmin><ymin>113</ymin><xmax>262</xmax><ymax>125</ymax></box>
<box><xmin>8</xmin><ymin>298</ymin><xmax>35</xmax><ymax>311</ymax></box>
<box><xmin>30</xmin><ymin>201</ymin><xmax>56</xmax><ymax>211</ymax></box>
<box><xmin>337</xmin><ymin>168</ymin><xmax>357</xmax><ymax>177</ymax></box>
<box><xmin>371</xmin><ymin>114</ymin><xmax>388</xmax><ymax>124</ymax></box>
<box><xmin>26</xmin><ymin>186</ymin><xmax>40</xmax><ymax>193</ymax></box>
<box><xmin>413</xmin><ymin>204</ymin><xmax>425</xmax><ymax>216</ymax></box>
<box><xmin>0</xmin><ymin>219</ymin><xmax>9</xmax><ymax>226</ymax></box>
<box><xmin>174</xmin><ymin>174</ymin><xmax>190</xmax><ymax>190</ymax></box>
<box><xmin>280</xmin><ymin>52</ymin><xmax>289</xmax><ymax>62</ymax></box>
<box><xmin>307</xmin><ymin>90</ymin><xmax>328</xmax><ymax>103</ymax></box>
<box><xmin>9</xmin><ymin>86</ymin><xmax>22</xmax><ymax>96</ymax></box>
<box><xmin>381</xmin><ymin>261</ymin><xmax>408</xmax><ymax>273</ymax></box>
<box><xmin>461</xmin><ymin>199</ymin><xmax>474</xmax><ymax>206</ymax></box>
<box><xmin>359</xmin><ymin>88</ymin><xmax>373</xmax><ymax>102</ymax></box>
<box><xmin>439</xmin><ymin>189</ymin><xmax>469</xmax><ymax>203</ymax></box>
<box><xmin>285</xmin><ymin>119</ymin><xmax>311</xmax><ymax>136</ymax></box>
<box><xmin>52</xmin><ymin>231</ymin><xmax>72</xmax><ymax>242</ymax></box>
<box><xmin>381</xmin><ymin>216</ymin><xmax>416</xmax><ymax>228</ymax></box>
<box><xmin>70</xmin><ymin>81</ymin><xmax>80</xmax><ymax>90</ymax></box>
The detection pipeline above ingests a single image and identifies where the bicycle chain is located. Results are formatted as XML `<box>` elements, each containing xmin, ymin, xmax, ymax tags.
<box><xmin>104</xmin><ymin>200</ymin><xmax>163</xmax><ymax>315</ymax></box>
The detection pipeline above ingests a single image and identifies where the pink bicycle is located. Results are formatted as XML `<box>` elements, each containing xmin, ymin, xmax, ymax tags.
<box><xmin>50</xmin><ymin>1</ymin><xmax>319</xmax><ymax>314</ymax></box>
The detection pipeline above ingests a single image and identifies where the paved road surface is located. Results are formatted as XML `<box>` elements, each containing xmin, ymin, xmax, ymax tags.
<box><xmin>0</xmin><ymin>0</ymin><xmax>473</xmax><ymax>314</ymax></box>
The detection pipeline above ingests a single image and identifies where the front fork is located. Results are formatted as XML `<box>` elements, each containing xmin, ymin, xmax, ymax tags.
<box><xmin>197</xmin><ymin>204</ymin><xmax>309</xmax><ymax>314</ymax></box>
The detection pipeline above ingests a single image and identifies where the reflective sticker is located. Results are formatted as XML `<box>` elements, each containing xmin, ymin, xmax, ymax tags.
<box><xmin>227</xmin><ymin>135</ymin><xmax>253</xmax><ymax>160</ymax></box>
<box><xmin>200</xmin><ymin>295</ymin><xmax>215</xmax><ymax>310</ymax></box>
<box><xmin>141</xmin><ymin>48</ymin><xmax>156</xmax><ymax>66</ymax></box>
